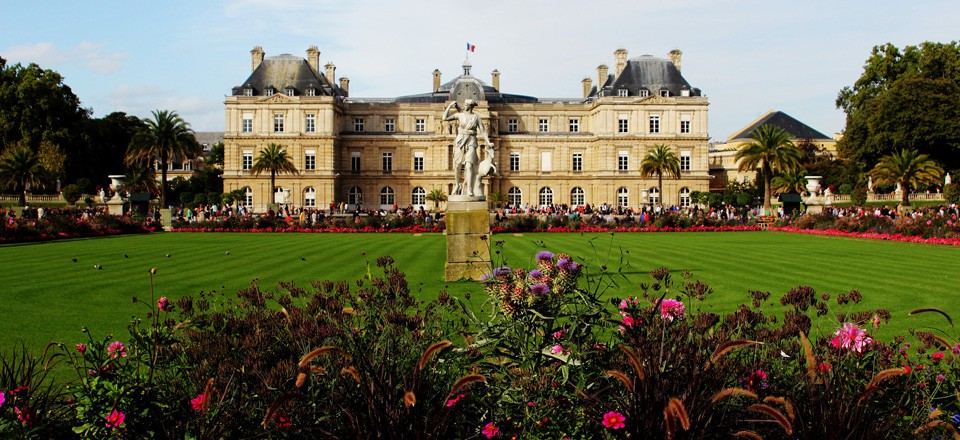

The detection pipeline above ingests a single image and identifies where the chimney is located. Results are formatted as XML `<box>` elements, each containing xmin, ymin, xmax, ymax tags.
<box><xmin>325</xmin><ymin>62</ymin><xmax>336</xmax><ymax>83</ymax></box>
<box><xmin>597</xmin><ymin>64</ymin><xmax>609</xmax><ymax>90</ymax></box>
<box><xmin>491</xmin><ymin>69</ymin><xmax>501</xmax><ymax>90</ymax></box>
<box><xmin>250</xmin><ymin>46</ymin><xmax>265</xmax><ymax>71</ymax></box>
<box><xmin>581</xmin><ymin>77</ymin><xmax>593</xmax><ymax>98</ymax></box>
<box><xmin>306</xmin><ymin>46</ymin><xmax>320</xmax><ymax>72</ymax></box>
<box><xmin>668</xmin><ymin>49</ymin><xmax>683</xmax><ymax>71</ymax></box>
<box><xmin>614</xmin><ymin>48</ymin><xmax>628</xmax><ymax>76</ymax></box>
<box><xmin>432</xmin><ymin>69</ymin><xmax>441</xmax><ymax>93</ymax></box>
<box><xmin>339</xmin><ymin>77</ymin><xmax>350</xmax><ymax>96</ymax></box>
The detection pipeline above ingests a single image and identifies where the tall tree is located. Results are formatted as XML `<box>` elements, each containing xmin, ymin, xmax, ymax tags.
<box><xmin>251</xmin><ymin>143</ymin><xmax>299</xmax><ymax>205</ymax></box>
<box><xmin>837</xmin><ymin>42</ymin><xmax>960</xmax><ymax>171</ymax></box>
<box><xmin>72</xmin><ymin>112</ymin><xmax>146</xmax><ymax>186</ymax></box>
<box><xmin>640</xmin><ymin>144</ymin><xmax>681</xmax><ymax>207</ymax></box>
<box><xmin>122</xmin><ymin>166</ymin><xmax>159</xmax><ymax>195</ymax></box>
<box><xmin>125</xmin><ymin>110</ymin><xmax>200</xmax><ymax>207</ymax></box>
<box><xmin>869</xmin><ymin>148</ymin><xmax>943</xmax><ymax>209</ymax></box>
<box><xmin>0</xmin><ymin>144</ymin><xmax>45</xmax><ymax>206</ymax></box>
<box><xmin>426</xmin><ymin>188</ymin><xmax>447</xmax><ymax>210</ymax></box>
<box><xmin>771</xmin><ymin>170</ymin><xmax>808</xmax><ymax>195</ymax></box>
<box><xmin>0</xmin><ymin>57</ymin><xmax>88</xmax><ymax>150</ymax></box>
<box><xmin>735</xmin><ymin>124</ymin><xmax>802</xmax><ymax>215</ymax></box>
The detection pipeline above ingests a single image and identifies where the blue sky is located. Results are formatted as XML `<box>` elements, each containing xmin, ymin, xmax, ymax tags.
<box><xmin>1</xmin><ymin>0</ymin><xmax>957</xmax><ymax>140</ymax></box>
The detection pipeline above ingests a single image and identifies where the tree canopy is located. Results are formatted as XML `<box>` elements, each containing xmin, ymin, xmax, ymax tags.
<box><xmin>837</xmin><ymin>42</ymin><xmax>960</xmax><ymax>172</ymax></box>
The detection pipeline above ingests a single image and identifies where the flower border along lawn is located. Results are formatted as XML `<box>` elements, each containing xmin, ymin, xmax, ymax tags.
<box><xmin>0</xmin><ymin>231</ymin><xmax>958</xmax><ymax>355</ymax></box>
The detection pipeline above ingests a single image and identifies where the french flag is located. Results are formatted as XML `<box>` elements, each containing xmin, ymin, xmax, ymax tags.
<box><xmin>466</xmin><ymin>42</ymin><xmax>476</xmax><ymax>52</ymax></box>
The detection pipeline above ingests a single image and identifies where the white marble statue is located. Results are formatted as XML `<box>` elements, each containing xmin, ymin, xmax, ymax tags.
<box><xmin>443</xmin><ymin>99</ymin><xmax>494</xmax><ymax>198</ymax></box>
<box><xmin>947</xmin><ymin>173</ymin><xmax>952</xmax><ymax>186</ymax></box>
<box><xmin>867</xmin><ymin>176</ymin><xmax>873</xmax><ymax>192</ymax></box>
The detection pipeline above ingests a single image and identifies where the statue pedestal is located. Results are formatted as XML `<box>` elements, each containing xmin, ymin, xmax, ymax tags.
<box><xmin>106</xmin><ymin>197</ymin><xmax>124</xmax><ymax>216</ymax></box>
<box><xmin>804</xmin><ymin>196</ymin><xmax>824</xmax><ymax>215</ymax></box>
<box><xmin>444</xmin><ymin>200</ymin><xmax>491</xmax><ymax>281</ymax></box>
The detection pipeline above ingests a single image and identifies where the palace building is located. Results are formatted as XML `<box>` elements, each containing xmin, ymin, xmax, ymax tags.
<box><xmin>222</xmin><ymin>46</ymin><xmax>711</xmax><ymax>212</ymax></box>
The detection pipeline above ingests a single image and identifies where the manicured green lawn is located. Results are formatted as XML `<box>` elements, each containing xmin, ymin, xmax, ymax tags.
<box><xmin>1</xmin><ymin>232</ymin><xmax>958</xmax><ymax>354</ymax></box>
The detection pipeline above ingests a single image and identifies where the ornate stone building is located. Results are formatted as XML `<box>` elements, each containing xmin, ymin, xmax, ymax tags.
<box><xmin>222</xmin><ymin>46</ymin><xmax>711</xmax><ymax>212</ymax></box>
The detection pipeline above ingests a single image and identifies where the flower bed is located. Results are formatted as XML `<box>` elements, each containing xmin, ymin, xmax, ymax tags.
<box><xmin>172</xmin><ymin>224</ymin><xmax>442</xmax><ymax>233</ymax></box>
<box><xmin>0</xmin><ymin>215</ymin><xmax>158</xmax><ymax>244</ymax></box>
<box><xmin>771</xmin><ymin>226</ymin><xmax>960</xmax><ymax>247</ymax></box>
<box><xmin>492</xmin><ymin>224</ymin><xmax>761</xmax><ymax>233</ymax></box>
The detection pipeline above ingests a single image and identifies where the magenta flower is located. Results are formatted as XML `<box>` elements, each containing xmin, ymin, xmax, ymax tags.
<box><xmin>157</xmin><ymin>296</ymin><xmax>170</xmax><ymax>311</ymax></box>
<box><xmin>107</xmin><ymin>340</ymin><xmax>127</xmax><ymax>359</ymax></box>
<box><xmin>602</xmin><ymin>411</ymin><xmax>626</xmax><ymax>429</ymax></box>
<box><xmin>482</xmin><ymin>421</ymin><xmax>500</xmax><ymax>438</ymax></box>
<box><xmin>191</xmin><ymin>392</ymin><xmax>209</xmax><ymax>412</ymax></box>
<box><xmin>550</xmin><ymin>344</ymin><xmax>564</xmax><ymax>354</ymax></box>
<box><xmin>104</xmin><ymin>409</ymin><xmax>125</xmax><ymax>429</ymax></box>
<box><xmin>75</xmin><ymin>343</ymin><xmax>87</xmax><ymax>354</ymax></box>
<box><xmin>527</xmin><ymin>401</ymin><xmax>537</xmax><ymax>407</ymax></box>
<box><xmin>659</xmin><ymin>298</ymin><xmax>686</xmax><ymax>322</ymax></box>
<box><xmin>445</xmin><ymin>393</ymin><xmax>465</xmax><ymax>408</ymax></box>
<box><xmin>0</xmin><ymin>391</ymin><xmax>5</xmax><ymax>408</ymax></box>
<box><xmin>937</xmin><ymin>373</ymin><xmax>946</xmax><ymax>383</ymax></box>
<box><xmin>621</xmin><ymin>313</ymin><xmax>635</xmax><ymax>328</ymax></box>
<box><xmin>830</xmin><ymin>323</ymin><xmax>873</xmax><ymax>353</ymax></box>
<box><xmin>551</xmin><ymin>329</ymin><xmax>566</xmax><ymax>339</ymax></box>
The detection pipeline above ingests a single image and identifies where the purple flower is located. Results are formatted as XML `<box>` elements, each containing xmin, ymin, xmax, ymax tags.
<box><xmin>536</xmin><ymin>251</ymin><xmax>554</xmax><ymax>262</ymax></box>
<box><xmin>557</xmin><ymin>257</ymin><xmax>579</xmax><ymax>272</ymax></box>
<box><xmin>493</xmin><ymin>266</ymin><xmax>511</xmax><ymax>277</ymax></box>
<box><xmin>952</xmin><ymin>413</ymin><xmax>960</xmax><ymax>426</ymax></box>
<box><xmin>480</xmin><ymin>273</ymin><xmax>493</xmax><ymax>282</ymax></box>
<box><xmin>530</xmin><ymin>283</ymin><xmax>551</xmax><ymax>296</ymax></box>
<box><xmin>529</xmin><ymin>269</ymin><xmax>544</xmax><ymax>279</ymax></box>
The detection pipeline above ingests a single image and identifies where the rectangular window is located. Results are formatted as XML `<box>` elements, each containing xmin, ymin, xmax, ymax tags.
<box><xmin>305</xmin><ymin>113</ymin><xmax>316</xmax><ymax>133</ymax></box>
<box><xmin>384</xmin><ymin>118</ymin><xmax>395</xmax><ymax>132</ymax></box>
<box><xmin>350</xmin><ymin>152</ymin><xmax>361</xmax><ymax>174</ymax></box>
<box><xmin>538</xmin><ymin>118</ymin><xmax>549</xmax><ymax>133</ymax></box>
<box><xmin>540</xmin><ymin>151</ymin><xmax>552</xmax><ymax>172</ymax></box>
<box><xmin>305</xmin><ymin>88</ymin><xmax>316</xmax><ymax>97</ymax></box>
<box><xmin>649</xmin><ymin>115</ymin><xmax>660</xmax><ymax>133</ymax></box>
<box><xmin>618</xmin><ymin>89</ymin><xmax>628</xmax><ymax>97</ymax></box>
<box><xmin>242</xmin><ymin>113</ymin><xmax>253</xmax><ymax>133</ymax></box>
<box><xmin>382</xmin><ymin>152</ymin><xmax>392</xmax><ymax>174</ymax></box>
<box><xmin>569</xmin><ymin>118</ymin><xmax>579</xmax><ymax>133</ymax></box>
<box><xmin>639</xmin><ymin>89</ymin><xmax>650</xmax><ymax>97</ymax></box>
<box><xmin>618</xmin><ymin>118</ymin><xmax>629</xmax><ymax>133</ymax></box>
<box><xmin>507</xmin><ymin>118</ymin><xmax>518</xmax><ymax>133</ymax></box>
<box><xmin>285</xmin><ymin>87</ymin><xmax>295</xmax><ymax>96</ymax></box>
<box><xmin>273</xmin><ymin>113</ymin><xmax>284</xmax><ymax>132</ymax></box>
<box><xmin>509</xmin><ymin>152</ymin><xmax>520</xmax><ymax>172</ymax></box>
<box><xmin>680</xmin><ymin>114</ymin><xmax>691</xmax><ymax>134</ymax></box>
<box><xmin>242</xmin><ymin>151</ymin><xmax>253</xmax><ymax>171</ymax></box>
<box><xmin>413</xmin><ymin>151</ymin><xmax>424</xmax><ymax>172</ymax></box>
<box><xmin>680</xmin><ymin>151</ymin><xmax>691</xmax><ymax>172</ymax></box>
<box><xmin>265</xmin><ymin>88</ymin><xmax>274</xmax><ymax>97</ymax></box>
<box><xmin>415</xmin><ymin>118</ymin><xmax>426</xmax><ymax>133</ymax></box>
<box><xmin>660</xmin><ymin>90</ymin><xmax>670</xmax><ymax>97</ymax></box>
<box><xmin>243</xmin><ymin>88</ymin><xmax>253</xmax><ymax>97</ymax></box>
<box><xmin>618</xmin><ymin>151</ymin><xmax>629</xmax><ymax>171</ymax></box>
<box><xmin>354</xmin><ymin>118</ymin><xmax>364</xmax><ymax>132</ymax></box>
<box><xmin>305</xmin><ymin>149</ymin><xmax>316</xmax><ymax>171</ymax></box>
<box><xmin>572</xmin><ymin>152</ymin><xmax>583</xmax><ymax>172</ymax></box>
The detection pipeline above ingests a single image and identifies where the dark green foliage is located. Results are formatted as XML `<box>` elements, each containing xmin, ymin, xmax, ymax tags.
<box><xmin>60</xmin><ymin>184</ymin><xmax>81</xmax><ymax>205</ymax></box>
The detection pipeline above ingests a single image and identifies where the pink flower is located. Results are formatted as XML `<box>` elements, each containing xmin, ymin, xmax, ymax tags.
<box><xmin>931</xmin><ymin>351</ymin><xmax>945</xmax><ymax>362</ymax></box>
<box><xmin>602</xmin><ymin>410</ymin><xmax>626</xmax><ymax>429</ymax></box>
<box><xmin>619</xmin><ymin>299</ymin><xmax>630</xmax><ymax>310</ymax></box>
<box><xmin>445</xmin><ymin>393</ymin><xmax>465</xmax><ymax>408</ymax></box>
<box><xmin>527</xmin><ymin>401</ymin><xmax>537</xmax><ymax>407</ymax></box>
<box><xmin>830</xmin><ymin>323</ymin><xmax>873</xmax><ymax>353</ymax></box>
<box><xmin>551</xmin><ymin>329</ymin><xmax>566</xmax><ymax>339</ymax></box>
<box><xmin>550</xmin><ymin>344</ymin><xmax>564</xmax><ymax>354</ymax></box>
<box><xmin>157</xmin><ymin>296</ymin><xmax>170</xmax><ymax>311</ymax></box>
<box><xmin>104</xmin><ymin>409</ymin><xmax>125</xmax><ymax>429</ymax></box>
<box><xmin>936</xmin><ymin>373</ymin><xmax>946</xmax><ymax>383</ymax></box>
<box><xmin>75</xmin><ymin>343</ymin><xmax>87</xmax><ymax>354</ymax></box>
<box><xmin>0</xmin><ymin>391</ymin><xmax>5</xmax><ymax>408</ymax></box>
<box><xmin>107</xmin><ymin>341</ymin><xmax>127</xmax><ymax>359</ymax></box>
<box><xmin>817</xmin><ymin>362</ymin><xmax>832</xmax><ymax>373</ymax></box>
<box><xmin>659</xmin><ymin>299</ymin><xmax>686</xmax><ymax>322</ymax></box>
<box><xmin>15</xmin><ymin>406</ymin><xmax>35</xmax><ymax>427</ymax></box>
<box><xmin>191</xmin><ymin>392</ymin><xmax>209</xmax><ymax>412</ymax></box>
<box><xmin>482</xmin><ymin>422</ymin><xmax>500</xmax><ymax>438</ymax></box>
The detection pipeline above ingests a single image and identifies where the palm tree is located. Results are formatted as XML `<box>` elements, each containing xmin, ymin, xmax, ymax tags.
<box><xmin>735</xmin><ymin>124</ymin><xmax>802</xmax><ymax>215</ymax></box>
<box><xmin>425</xmin><ymin>188</ymin><xmax>447</xmax><ymax>210</ymax></box>
<box><xmin>126</xmin><ymin>110</ymin><xmax>200</xmax><ymax>207</ymax></box>
<box><xmin>251</xmin><ymin>143</ymin><xmax>299</xmax><ymax>205</ymax></box>
<box><xmin>869</xmin><ymin>148</ymin><xmax>943</xmax><ymax>209</ymax></box>
<box><xmin>0</xmin><ymin>145</ymin><xmax>45</xmax><ymax>206</ymax></box>
<box><xmin>771</xmin><ymin>170</ymin><xmax>808</xmax><ymax>195</ymax></box>
<box><xmin>488</xmin><ymin>191</ymin><xmax>507</xmax><ymax>209</ymax></box>
<box><xmin>640</xmin><ymin>144</ymin><xmax>681</xmax><ymax>207</ymax></box>
<box><xmin>122</xmin><ymin>166</ymin><xmax>159</xmax><ymax>195</ymax></box>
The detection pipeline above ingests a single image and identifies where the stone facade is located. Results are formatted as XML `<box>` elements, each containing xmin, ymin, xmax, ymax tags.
<box><xmin>223</xmin><ymin>47</ymin><xmax>711</xmax><ymax>212</ymax></box>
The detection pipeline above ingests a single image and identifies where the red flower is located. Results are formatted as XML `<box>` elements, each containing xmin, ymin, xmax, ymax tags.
<box><xmin>602</xmin><ymin>410</ymin><xmax>627</xmax><ymax>430</ymax></box>
<box><xmin>481</xmin><ymin>422</ymin><xmax>500</xmax><ymax>438</ymax></box>
<box><xmin>104</xmin><ymin>409</ymin><xmax>125</xmax><ymax>429</ymax></box>
<box><xmin>903</xmin><ymin>365</ymin><xmax>913</xmax><ymax>374</ymax></box>
<box><xmin>931</xmin><ymin>351</ymin><xmax>945</xmax><ymax>362</ymax></box>
<box><xmin>191</xmin><ymin>392</ymin><xmax>209</xmax><ymax>412</ymax></box>
<box><xmin>817</xmin><ymin>362</ymin><xmax>832</xmax><ymax>373</ymax></box>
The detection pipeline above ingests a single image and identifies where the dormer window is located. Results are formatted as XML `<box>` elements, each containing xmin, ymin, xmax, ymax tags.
<box><xmin>305</xmin><ymin>87</ymin><xmax>316</xmax><ymax>97</ymax></box>
<box><xmin>243</xmin><ymin>87</ymin><xmax>253</xmax><ymax>97</ymax></box>
<box><xmin>285</xmin><ymin>87</ymin><xmax>295</xmax><ymax>96</ymax></box>
<box><xmin>617</xmin><ymin>89</ymin><xmax>628</xmax><ymax>97</ymax></box>
<box><xmin>659</xmin><ymin>89</ymin><xmax>670</xmax><ymax>97</ymax></box>
<box><xmin>639</xmin><ymin>89</ymin><xmax>650</xmax><ymax>97</ymax></box>
<box><xmin>265</xmin><ymin>87</ymin><xmax>275</xmax><ymax>97</ymax></box>
<box><xmin>680</xmin><ymin>87</ymin><xmax>691</xmax><ymax>97</ymax></box>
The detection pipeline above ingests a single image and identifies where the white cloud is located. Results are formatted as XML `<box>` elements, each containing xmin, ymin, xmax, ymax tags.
<box><xmin>106</xmin><ymin>84</ymin><xmax>222</xmax><ymax>131</ymax></box>
<box><xmin>2</xmin><ymin>41</ymin><xmax>126</xmax><ymax>74</ymax></box>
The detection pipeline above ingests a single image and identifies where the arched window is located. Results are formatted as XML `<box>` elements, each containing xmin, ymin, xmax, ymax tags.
<box><xmin>648</xmin><ymin>187</ymin><xmax>660</xmax><ymax>206</ymax></box>
<box><xmin>412</xmin><ymin>186</ymin><xmax>426</xmax><ymax>206</ymax></box>
<box><xmin>538</xmin><ymin>187</ymin><xmax>553</xmax><ymax>207</ymax></box>
<box><xmin>303</xmin><ymin>187</ymin><xmax>316</xmax><ymax>207</ymax></box>
<box><xmin>348</xmin><ymin>186</ymin><xmax>362</xmax><ymax>205</ymax></box>
<box><xmin>242</xmin><ymin>187</ymin><xmax>253</xmax><ymax>207</ymax></box>
<box><xmin>380</xmin><ymin>186</ymin><xmax>395</xmax><ymax>206</ymax></box>
<box><xmin>508</xmin><ymin>186</ymin><xmax>522</xmax><ymax>207</ymax></box>
<box><xmin>617</xmin><ymin>187</ymin><xmax>629</xmax><ymax>207</ymax></box>
<box><xmin>679</xmin><ymin>187</ymin><xmax>691</xmax><ymax>208</ymax></box>
<box><xmin>570</xmin><ymin>187</ymin><xmax>585</xmax><ymax>206</ymax></box>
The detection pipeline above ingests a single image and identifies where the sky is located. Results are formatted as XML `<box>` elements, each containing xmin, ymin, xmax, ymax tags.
<box><xmin>1</xmin><ymin>0</ymin><xmax>958</xmax><ymax>141</ymax></box>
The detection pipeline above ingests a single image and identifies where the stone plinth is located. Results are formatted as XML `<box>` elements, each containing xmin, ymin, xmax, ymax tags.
<box><xmin>106</xmin><ymin>197</ymin><xmax>124</xmax><ymax>216</ymax></box>
<box><xmin>445</xmin><ymin>200</ymin><xmax>491</xmax><ymax>281</ymax></box>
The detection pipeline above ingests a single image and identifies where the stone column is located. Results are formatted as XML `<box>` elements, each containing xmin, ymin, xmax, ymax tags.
<box><xmin>444</xmin><ymin>199</ymin><xmax>491</xmax><ymax>281</ymax></box>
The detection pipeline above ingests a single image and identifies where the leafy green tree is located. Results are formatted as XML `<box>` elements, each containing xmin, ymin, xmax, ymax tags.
<box><xmin>0</xmin><ymin>57</ymin><xmax>88</xmax><ymax>150</ymax></box>
<box><xmin>251</xmin><ymin>143</ymin><xmax>299</xmax><ymax>205</ymax></box>
<box><xmin>72</xmin><ymin>112</ymin><xmax>146</xmax><ymax>187</ymax></box>
<box><xmin>837</xmin><ymin>42</ymin><xmax>960</xmax><ymax>170</ymax></box>
<box><xmin>205</xmin><ymin>142</ymin><xmax>224</xmax><ymax>169</ymax></box>
<box><xmin>640</xmin><ymin>144</ymin><xmax>681</xmax><ymax>207</ymax></box>
<box><xmin>868</xmin><ymin>148</ymin><xmax>943</xmax><ymax>208</ymax></box>
<box><xmin>771</xmin><ymin>170</ymin><xmax>808</xmax><ymax>195</ymax></box>
<box><xmin>0</xmin><ymin>144</ymin><xmax>45</xmax><ymax>206</ymax></box>
<box><xmin>735</xmin><ymin>125</ymin><xmax>802</xmax><ymax>214</ymax></box>
<box><xmin>125</xmin><ymin>110</ymin><xmax>200</xmax><ymax>207</ymax></box>
<box><xmin>426</xmin><ymin>188</ymin><xmax>447</xmax><ymax>210</ymax></box>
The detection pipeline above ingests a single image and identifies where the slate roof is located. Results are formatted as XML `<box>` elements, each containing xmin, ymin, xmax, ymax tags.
<box><xmin>231</xmin><ymin>54</ymin><xmax>341</xmax><ymax>96</ymax></box>
<box><xmin>592</xmin><ymin>55</ymin><xmax>701</xmax><ymax>98</ymax></box>
<box><xmin>394</xmin><ymin>73</ymin><xmax>538</xmax><ymax>104</ymax></box>
<box><xmin>727</xmin><ymin>110</ymin><xmax>832</xmax><ymax>142</ymax></box>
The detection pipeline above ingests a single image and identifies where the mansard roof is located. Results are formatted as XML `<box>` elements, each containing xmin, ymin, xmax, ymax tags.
<box><xmin>231</xmin><ymin>54</ymin><xmax>341</xmax><ymax>96</ymax></box>
<box><xmin>592</xmin><ymin>55</ymin><xmax>701</xmax><ymax>98</ymax></box>
<box><xmin>394</xmin><ymin>73</ymin><xmax>538</xmax><ymax>104</ymax></box>
<box><xmin>727</xmin><ymin>110</ymin><xmax>832</xmax><ymax>142</ymax></box>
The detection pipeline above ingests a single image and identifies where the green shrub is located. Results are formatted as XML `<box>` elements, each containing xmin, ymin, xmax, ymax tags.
<box><xmin>945</xmin><ymin>183</ymin><xmax>960</xmax><ymax>205</ymax></box>
<box><xmin>61</xmin><ymin>184</ymin><xmax>82</xmax><ymax>205</ymax></box>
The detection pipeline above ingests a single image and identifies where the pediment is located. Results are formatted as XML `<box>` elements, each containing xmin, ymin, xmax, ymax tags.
<box><xmin>258</xmin><ymin>94</ymin><xmax>295</xmax><ymax>104</ymax></box>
